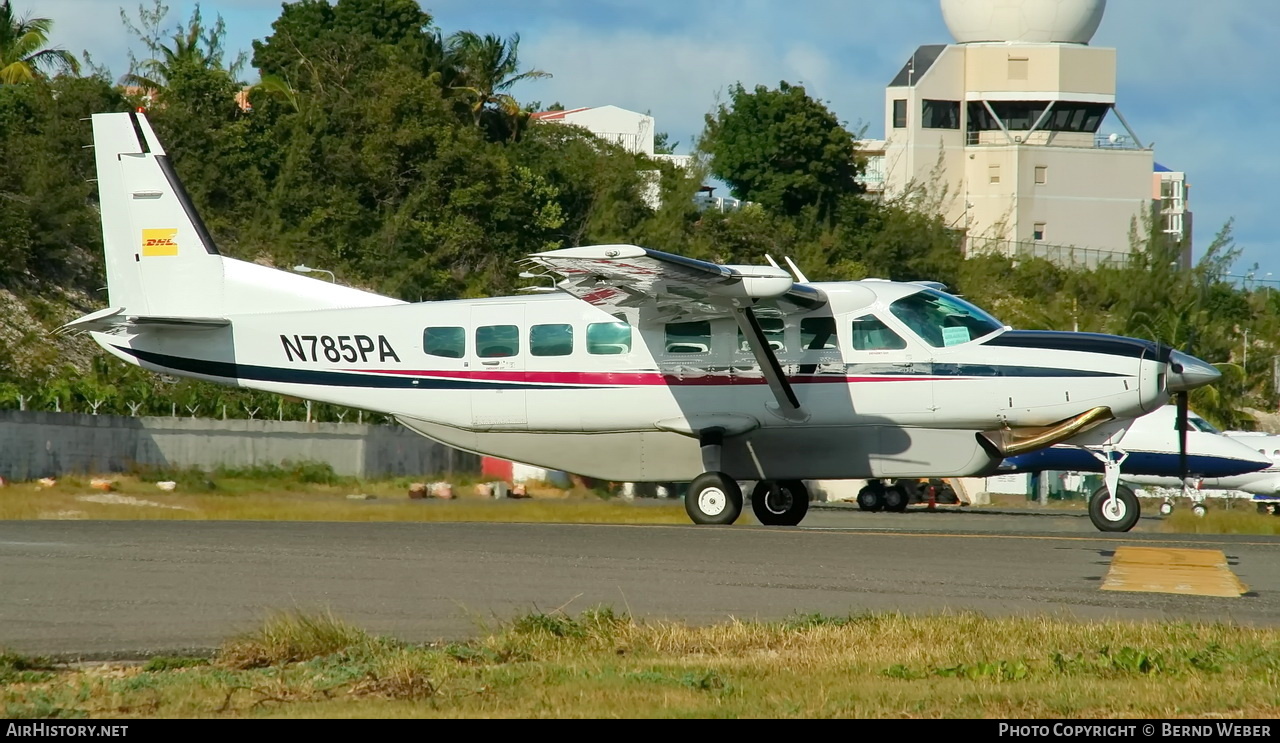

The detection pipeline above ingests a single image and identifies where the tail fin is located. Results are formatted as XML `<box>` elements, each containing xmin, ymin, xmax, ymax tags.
<box><xmin>89</xmin><ymin>112</ymin><xmax>400</xmax><ymax>319</ymax></box>
<box><xmin>92</xmin><ymin>111</ymin><xmax>224</xmax><ymax>317</ymax></box>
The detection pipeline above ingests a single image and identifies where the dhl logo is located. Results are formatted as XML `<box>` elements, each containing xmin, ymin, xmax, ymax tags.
<box><xmin>141</xmin><ymin>228</ymin><xmax>179</xmax><ymax>256</ymax></box>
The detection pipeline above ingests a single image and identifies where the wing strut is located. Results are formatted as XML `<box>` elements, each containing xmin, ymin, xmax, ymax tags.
<box><xmin>733</xmin><ymin>306</ymin><xmax>807</xmax><ymax>422</ymax></box>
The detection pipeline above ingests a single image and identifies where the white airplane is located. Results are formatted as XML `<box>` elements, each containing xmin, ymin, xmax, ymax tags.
<box><xmin>997</xmin><ymin>404</ymin><xmax>1271</xmax><ymax>525</ymax></box>
<box><xmin>60</xmin><ymin>112</ymin><xmax>1222</xmax><ymax>529</ymax></box>
<box><xmin>1122</xmin><ymin>428</ymin><xmax>1280</xmax><ymax>516</ymax></box>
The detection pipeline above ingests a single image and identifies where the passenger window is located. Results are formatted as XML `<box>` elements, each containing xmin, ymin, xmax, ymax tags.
<box><xmin>850</xmin><ymin>315</ymin><xmax>907</xmax><ymax>351</ymax></box>
<box><xmin>423</xmin><ymin>326</ymin><xmax>465</xmax><ymax>358</ymax></box>
<box><xmin>476</xmin><ymin>325</ymin><xmax>519</xmax><ymax>358</ymax></box>
<box><xmin>587</xmin><ymin>322</ymin><xmax>632</xmax><ymax>354</ymax></box>
<box><xmin>530</xmin><ymin>323</ymin><xmax>573</xmax><ymax>357</ymax></box>
<box><xmin>737</xmin><ymin>316</ymin><xmax>785</xmax><ymax>352</ymax></box>
<box><xmin>665</xmin><ymin>321</ymin><xmax>711</xmax><ymax>354</ymax></box>
<box><xmin>800</xmin><ymin>316</ymin><xmax>838</xmax><ymax>350</ymax></box>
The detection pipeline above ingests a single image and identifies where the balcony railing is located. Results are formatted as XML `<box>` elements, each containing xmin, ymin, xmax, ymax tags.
<box><xmin>966</xmin><ymin>236</ymin><xmax>1131</xmax><ymax>269</ymax></box>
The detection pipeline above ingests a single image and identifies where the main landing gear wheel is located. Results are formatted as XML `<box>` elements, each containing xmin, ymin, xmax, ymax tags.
<box><xmin>1088</xmin><ymin>484</ymin><xmax>1140</xmax><ymax>532</ymax></box>
<box><xmin>1159</xmin><ymin>500</ymin><xmax>1174</xmax><ymax>516</ymax></box>
<box><xmin>1192</xmin><ymin>503</ymin><xmax>1208</xmax><ymax>518</ymax></box>
<box><xmin>856</xmin><ymin>482</ymin><xmax>885</xmax><ymax>512</ymax></box>
<box><xmin>882</xmin><ymin>484</ymin><xmax>910</xmax><ymax>513</ymax></box>
<box><xmin>685</xmin><ymin>472</ymin><xmax>743</xmax><ymax>525</ymax></box>
<box><xmin>751</xmin><ymin>480</ymin><xmax>810</xmax><ymax>526</ymax></box>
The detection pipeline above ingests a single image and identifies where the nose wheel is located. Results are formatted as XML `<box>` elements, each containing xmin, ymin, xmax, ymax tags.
<box><xmin>1088</xmin><ymin>483</ymin><xmax>1140</xmax><ymax>532</ymax></box>
<box><xmin>751</xmin><ymin>480</ymin><xmax>810</xmax><ymax>526</ymax></box>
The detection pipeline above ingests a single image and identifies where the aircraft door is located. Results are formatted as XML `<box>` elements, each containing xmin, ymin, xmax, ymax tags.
<box><xmin>843</xmin><ymin>312</ymin><xmax>934</xmax><ymax>420</ymax></box>
<box><xmin>470</xmin><ymin>304</ymin><xmax>527</xmax><ymax>429</ymax></box>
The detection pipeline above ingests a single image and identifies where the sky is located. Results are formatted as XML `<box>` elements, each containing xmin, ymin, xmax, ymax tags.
<box><xmin>20</xmin><ymin>1</ymin><xmax>1280</xmax><ymax>282</ymax></box>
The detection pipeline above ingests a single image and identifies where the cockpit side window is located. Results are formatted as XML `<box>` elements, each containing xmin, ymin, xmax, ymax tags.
<box><xmin>888</xmin><ymin>289</ymin><xmax>1004</xmax><ymax>348</ymax></box>
<box><xmin>850</xmin><ymin>315</ymin><xmax>907</xmax><ymax>351</ymax></box>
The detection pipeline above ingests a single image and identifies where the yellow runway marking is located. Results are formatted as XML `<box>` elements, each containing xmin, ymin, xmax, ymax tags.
<box><xmin>1101</xmin><ymin>546</ymin><xmax>1249</xmax><ymax>598</ymax></box>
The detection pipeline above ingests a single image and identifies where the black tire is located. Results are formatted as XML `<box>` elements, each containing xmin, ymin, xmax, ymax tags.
<box><xmin>751</xmin><ymin>480</ymin><xmax>810</xmax><ymax>526</ymax></box>
<box><xmin>684</xmin><ymin>472</ymin><xmax>743</xmax><ymax>525</ymax></box>
<box><xmin>856</xmin><ymin>484</ymin><xmax>884</xmax><ymax>512</ymax></box>
<box><xmin>882</xmin><ymin>484</ymin><xmax>910</xmax><ymax>512</ymax></box>
<box><xmin>1088</xmin><ymin>484</ymin><xmax>1140</xmax><ymax>532</ymax></box>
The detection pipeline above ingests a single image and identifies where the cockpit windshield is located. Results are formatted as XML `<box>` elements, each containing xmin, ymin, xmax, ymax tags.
<box><xmin>1188</xmin><ymin>416</ymin><xmax>1220</xmax><ymax>434</ymax></box>
<box><xmin>888</xmin><ymin>288</ymin><xmax>1005</xmax><ymax>348</ymax></box>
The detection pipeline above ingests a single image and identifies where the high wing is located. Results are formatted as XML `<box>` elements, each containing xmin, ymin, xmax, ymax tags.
<box><xmin>55</xmin><ymin>306</ymin><xmax>230</xmax><ymax>335</ymax></box>
<box><xmin>526</xmin><ymin>244</ymin><xmax>828</xmax><ymax>419</ymax></box>
<box><xmin>525</xmin><ymin>244</ymin><xmax>827</xmax><ymax>322</ymax></box>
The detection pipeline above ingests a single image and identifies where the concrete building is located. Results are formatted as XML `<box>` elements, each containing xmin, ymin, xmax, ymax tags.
<box><xmin>877</xmin><ymin>0</ymin><xmax>1169</xmax><ymax>268</ymax></box>
<box><xmin>530</xmin><ymin>105</ymin><xmax>690</xmax><ymax>166</ymax></box>
<box><xmin>531</xmin><ymin>104</ymin><xmax>714</xmax><ymax>210</ymax></box>
<box><xmin>1155</xmin><ymin>164</ymin><xmax>1193</xmax><ymax>265</ymax></box>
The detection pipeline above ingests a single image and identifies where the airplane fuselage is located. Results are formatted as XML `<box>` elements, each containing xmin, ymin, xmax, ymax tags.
<box><xmin>95</xmin><ymin>286</ymin><xmax>1172</xmax><ymax>482</ymax></box>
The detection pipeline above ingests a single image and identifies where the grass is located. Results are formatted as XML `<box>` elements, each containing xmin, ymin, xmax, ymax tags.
<box><xmin>1162</xmin><ymin>508</ymin><xmax>1280</xmax><ymax>536</ymax></box>
<box><xmin>0</xmin><ymin>472</ymin><xmax>690</xmax><ymax>524</ymax></box>
<box><xmin>3</xmin><ymin>609</ymin><xmax>1278</xmax><ymax>718</ymax></box>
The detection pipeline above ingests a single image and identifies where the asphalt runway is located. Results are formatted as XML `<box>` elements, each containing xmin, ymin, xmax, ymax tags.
<box><xmin>2</xmin><ymin>511</ymin><xmax>1278</xmax><ymax>657</ymax></box>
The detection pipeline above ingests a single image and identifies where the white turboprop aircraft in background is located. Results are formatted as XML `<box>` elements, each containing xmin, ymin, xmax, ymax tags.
<box><xmin>997</xmin><ymin>404</ymin><xmax>1271</xmax><ymax>524</ymax></box>
<box><xmin>1122</xmin><ymin>428</ymin><xmax>1280</xmax><ymax>516</ymax></box>
<box><xmin>60</xmin><ymin>112</ymin><xmax>1223</xmax><ymax>530</ymax></box>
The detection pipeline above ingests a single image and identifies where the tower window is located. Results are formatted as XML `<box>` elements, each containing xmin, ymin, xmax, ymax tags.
<box><xmin>988</xmin><ymin>164</ymin><xmax>1001</xmax><ymax>184</ymax></box>
<box><xmin>1034</xmin><ymin>166</ymin><xmax>1047</xmax><ymax>185</ymax></box>
<box><xmin>921</xmin><ymin>100</ymin><xmax>960</xmax><ymax>129</ymax></box>
<box><xmin>893</xmin><ymin>99</ymin><xmax>907</xmax><ymax>128</ymax></box>
<box><xmin>1033</xmin><ymin>223</ymin><xmax>1046</xmax><ymax>241</ymax></box>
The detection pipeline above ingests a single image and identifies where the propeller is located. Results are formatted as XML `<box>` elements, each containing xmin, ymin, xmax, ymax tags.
<box><xmin>1176</xmin><ymin>389</ymin><xmax>1189</xmax><ymax>488</ymax></box>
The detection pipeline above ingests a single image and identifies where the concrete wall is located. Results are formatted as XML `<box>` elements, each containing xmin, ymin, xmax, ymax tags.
<box><xmin>0</xmin><ymin>410</ymin><xmax>477</xmax><ymax>480</ymax></box>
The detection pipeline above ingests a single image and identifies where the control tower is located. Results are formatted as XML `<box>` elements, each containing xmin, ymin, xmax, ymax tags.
<box><xmin>880</xmin><ymin>0</ymin><xmax>1161</xmax><ymax>266</ymax></box>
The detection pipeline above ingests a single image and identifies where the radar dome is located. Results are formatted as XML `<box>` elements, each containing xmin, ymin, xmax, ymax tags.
<box><xmin>941</xmin><ymin>0</ymin><xmax>1105</xmax><ymax>44</ymax></box>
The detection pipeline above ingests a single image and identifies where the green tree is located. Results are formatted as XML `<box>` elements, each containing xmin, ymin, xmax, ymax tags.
<box><xmin>702</xmin><ymin>81</ymin><xmax>860</xmax><ymax>223</ymax></box>
<box><xmin>251</xmin><ymin>0</ymin><xmax>433</xmax><ymax>93</ymax></box>
<box><xmin>446</xmin><ymin>31</ymin><xmax>550</xmax><ymax>138</ymax></box>
<box><xmin>0</xmin><ymin>0</ymin><xmax>78</xmax><ymax>84</ymax></box>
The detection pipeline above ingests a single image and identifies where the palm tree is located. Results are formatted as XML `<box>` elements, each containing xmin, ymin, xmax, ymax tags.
<box><xmin>446</xmin><ymin>31</ymin><xmax>550</xmax><ymax>129</ymax></box>
<box><xmin>0</xmin><ymin>0</ymin><xmax>79</xmax><ymax>84</ymax></box>
<box><xmin>121</xmin><ymin>4</ymin><xmax>241</xmax><ymax>98</ymax></box>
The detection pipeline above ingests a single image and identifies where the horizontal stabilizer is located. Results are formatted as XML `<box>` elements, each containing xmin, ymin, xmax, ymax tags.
<box><xmin>56</xmin><ymin>307</ymin><xmax>229</xmax><ymax>335</ymax></box>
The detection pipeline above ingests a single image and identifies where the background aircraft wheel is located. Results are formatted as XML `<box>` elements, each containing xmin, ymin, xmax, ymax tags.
<box><xmin>856</xmin><ymin>484</ymin><xmax>884</xmax><ymax>512</ymax></box>
<box><xmin>1159</xmin><ymin>501</ymin><xmax>1174</xmax><ymax>516</ymax></box>
<box><xmin>685</xmin><ymin>472</ymin><xmax>743</xmax><ymax>525</ymax></box>
<box><xmin>882</xmin><ymin>484</ymin><xmax>910</xmax><ymax>512</ymax></box>
<box><xmin>751</xmin><ymin>480</ymin><xmax>810</xmax><ymax>526</ymax></box>
<box><xmin>1088</xmin><ymin>484</ymin><xmax>1140</xmax><ymax>532</ymax></box>
<box><xmin>1192</xmin><ymin>503</ymin><xmax>1207</xmax><ymax>518</ymax></box>
<box><xmin>1258</xmin><ymin>503</ymin><xmax>1270</xmax><ymax>515</ymax></box>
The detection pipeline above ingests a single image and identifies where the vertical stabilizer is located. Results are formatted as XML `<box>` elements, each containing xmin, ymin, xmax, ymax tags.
<box><xmin>92</xmin><ymin>112</ymin><xmax>226</xmax><ymax>317</ymax></box>
<box><xmin>91</xmin><ymin>111</ymin><xmax>403</xmax><ymax>318</ymax></box>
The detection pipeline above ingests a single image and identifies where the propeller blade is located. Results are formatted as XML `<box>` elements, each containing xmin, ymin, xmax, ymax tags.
<box><xmin>1176</xmin><ymin>390</ymin><xmax>1189</xmax><ymax>483</ymax></box>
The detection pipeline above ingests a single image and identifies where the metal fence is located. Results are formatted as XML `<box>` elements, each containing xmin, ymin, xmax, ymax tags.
<box><xmin>965</xmin><ymin>236</ymin><xmax>1132</xmax><ymax>269</ymax></box>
